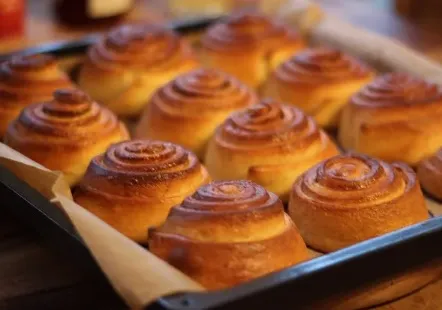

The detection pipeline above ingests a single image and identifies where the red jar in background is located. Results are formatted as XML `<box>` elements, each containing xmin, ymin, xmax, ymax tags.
<box><xmin>0</xmin><ymin>0</ymin><xmax>25</xmax><ymax>39</ymax></box>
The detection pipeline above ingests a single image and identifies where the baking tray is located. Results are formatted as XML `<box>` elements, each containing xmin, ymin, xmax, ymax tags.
<box><xmin>1</xmin><ymin>16</ymin><xmax>442</xmax><ymax>310</ymax></box>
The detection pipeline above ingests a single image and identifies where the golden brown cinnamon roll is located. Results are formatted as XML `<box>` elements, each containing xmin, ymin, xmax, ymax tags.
<box><xmin>263</xmin><ymin>48</ymin><xmax>374</xmax><ymax>128</ymax></box>
<box><xmin>200</xmin><ymin>12</ymin><xmax>305</xmax><ymax>88</ymax></box>
<box><xmin>339</xmin><ymin>72</ymin><xmax>442</xmax><ymax>165</ymax></box>
<box><xmin>0</xmin><ymin>54</ymin><xmax>73</xmax><ymax>137</ymax></box>
<box><xmin>417</xmin><ymin>148</ymin><xmax>442</xmax><ymax>200</ymax></box>
<box><xmin>135</xmin><ymin>68</ymin><xmax>258</xmax><ymax>158</ymax></box>
<box><xmin>289</xmin><ymin>153</ymin><xmax>429</xmax><ymax>253</ymax></box>
<box><xmin>149</xmin><ymin>180</ymin><xmax>308</xmax><ymax>290</ymax></box>
<box><xmin>74</xmin><ymin>140</ymin><xmax>210</xmax><ymax>243</ymax></box>
<box><xmin>4</xmin><ymin>89</ymin><xmax>129</xmax><ymax>185</ymax></box>
<box><xmin>205</xmin><ymin>99</ymin><xmax>339</xmax><ymax>202</ymax></box>
<box><xmin>78</xmin><ymin>24</ymin><xmax>199</xmax><ymax>117</ymax></box>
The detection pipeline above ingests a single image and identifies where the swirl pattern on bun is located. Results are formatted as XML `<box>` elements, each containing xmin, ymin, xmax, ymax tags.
<box><xmin>78</xmin><ymin>23</ymin><xmax>198</xmax><ymax>117</ymax></box>
<box><xmin>339</xmin><ymin>73</ymin><xmax>442</xmax><ymax>165</ymax></box>
<box><xmin>417</xmin><ymin>148</ymin><xmax>442</xmax><ymax>200</ymax></box>
<box><xmin>200</xmin><ymin>12</ymin><xmax>305</xmax><ymax>88</ymax></box>
<box><xmin>205</xmin><ymin>99</ymin><xmax>339</xmax><ymax>201</ymax></box>
<box><xmin>135</xmin><ymin>68</ymin><xmax>258</xmax><ymax>157</ymax></box>
<box><xmin>5</xmin><ymin>89</ymin><xmax>129</xmax><ymax>185</ymax></box>
<box><xmin>74</xmin><ymin>140</ymin><xmax>209</xmax><ymax>242</ymax></box>
<box><xmin>0</xmin><ymin>54</ymin><xmax>73</xmax><ymax>136</ymax></box>
<box><xmin>263</xmin><ymin>48</ymin><xmax>374</xmax><ymax>128</ymax></box>
<box><xmin>289</xmin><ymin>153</ymin><xmax>429</xmax><ymax>252</ymax></box>
<box><xmin>149</xmin><ymin>180</ymin><xmax>308</xmax><ymax>290</ymax></box>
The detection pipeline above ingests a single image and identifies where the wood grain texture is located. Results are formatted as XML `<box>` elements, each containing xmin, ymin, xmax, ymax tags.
<box><xmin>374</xmin><ymin>279</ymin><xmax>442</xmax><ymax>310</ymax></box>
<box><xmin>0</xmin><ymin>208</ymin><xmax>127</xmax><ymax>309</ymax></box>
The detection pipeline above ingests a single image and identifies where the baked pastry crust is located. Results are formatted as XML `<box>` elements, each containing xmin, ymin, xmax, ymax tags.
<box><xmin>5</xmin><ymin>89</ymin><xmax>129</xmax><ymax>185</ymax></box>
<box><xmin>289</xmin><ymin>153</ymin><xmax>429</xmax><ymax>253</ymax></box>
<box><xmin>78</xmin><ymin>24</ymin><xmax>199</xmax><ymax>117</ymax></box>
<box><xmin>135</xmin><ymin>68</ymin><xmax>258</xmax><ymax>158</ymax></box>
<box><xmin>339</xmin><ymin>72</ymin><xmax>442</xmax><ymax>165</ymax></box>
<box><xmin>205</xmin><ymin>99</ymin><xmax>339</xmax><ymax>202</ymax></box>
<box><xmin>263</xmin><ymin>48</ymin><xmax>374</xmax><ymax>128</ymax></box>
<box><xmin>149</xmin><ymin>180</ymin><xmax>308</xmax><ymax>290</ymax></box>
<box><xmin>74</xmin><ymin>140</ymin><xmax>210</xmax><ymax>243</ymax></box>
<box><xmin>200</xmin><ymin>12</ymin><xmax>305</xmax><ymax>88</ymax></box>
<box><xmin>417</xmin><ymin>148</ymin><xmax>442</xmax><ymax>200</ymax></box>
<box><xmin>0</xmin><ymin>54</ymin><xmax>72</xmax><ymax>137</ymax></box>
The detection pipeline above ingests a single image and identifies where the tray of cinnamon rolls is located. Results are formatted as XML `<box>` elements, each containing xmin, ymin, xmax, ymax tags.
<box><xmin>0</xmin><ymin>9</ymin><xmax>442</xmax><ymax>310</ymax></box>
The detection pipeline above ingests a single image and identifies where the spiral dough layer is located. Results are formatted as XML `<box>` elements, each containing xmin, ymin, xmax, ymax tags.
<box><xmin>417</xmin><ymin>148</ymin><xmax>442</xmax><ymax>200</ymax></box>
<box><xmin>5</xmin><ymin>89</ymin><xmax>129</xmax><ymax>185</ymax></box>
<box><xmin>339</xmin><ymin>72</ymin><xmax>442</xmax><ymax>165</ymax></box>
<box><xmin>272</xmin><ymin>48</ymin><xmax>372</xmax><ymax>84</ymax></box>
<box><xmin>205</xmin><ymin>99</ymin><xmax>339</xmax><ymax>201</ymax></box>
<box><xmin>200</xmin><ymin>12</ymin><xmax>305</xmax><ymax>88</ymax></box>
<box><xmin>78</xmin><ymin>23</ymin><xmax>199</xmax><ymax>117</ymax></box>
<box><xmin>289</xmin><ymin>153</ymin><xmax>429</xmax><ymax>252</ymax></box>
<box><xmin>263</xmin><ymin>48</ymin><xmax>374</xmax><ymax>128</ymax></box>
<box><xmin>149</xmin><ymin>180</ymin><xmax>308</xmax><ymax>290</ymax></box>
<box><xmin>350</xmin><ymin>73</ymin><xmax>441</xmax><ymax>107</ymax></box>
<box><xmin>74</xmin><ymin>140</ymin><xmax>209</xmax><ymax>243</ymax></box>
<box><xmin>135</xmin><ymin>68</ymin><xmax>258</xmax><ymax>157</ymax></box>
<box><xmin>0</xmin><ymin>54</ymin><xmax>73</xmax><ymax>136</ymax></box>
<box><xmin>88</xmin><ymin>24</ymin><xmax>194</xmax><ymax>71</ymax></box>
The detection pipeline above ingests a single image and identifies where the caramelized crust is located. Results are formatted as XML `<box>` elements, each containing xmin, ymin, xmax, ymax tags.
<box><xmin>149</xmin><ymin>180</ymin><xmax>308</xmax><ymax>290</ymax></box>
<box><xmin>200</xmin><ymin>12</ymin><xmax>305</xmax><ymax>88</ymax></box>
<box><xmin>289</xmin><ymin>153</ymin><xmax>429</xmax><ymax>252</ymax></box>
<box><xmin>263</xmin><ymin>48</ymin><xmax>374</xmax><ymax>128</ymax></box>
<box><xmin>0</xmin><ymin>54</ymin><xmax>73</xmax><ymax>136</ymax></box>
<box><xmin>135</xmin><ymin>68</ymin><xmax>258</xmax><ymax>158</ymax></box>
<box><xmin>339</xmin><ymin>73</ymin><xmax>442</xmax><ymax>165</ymax></box>
<box><xmin>78</xmin><ymin>24</ymin><xmax>198</xmax><ymax>117</ymax></box>
<box><xmin>417</xmin><ymin>148</ymin><xmax>442</xmax><ymax>200</ymax></box>
<box><xmin>74</xmin><ymin>140</ymin><xmax>210</xmax><ymax>243</ymax></box>
<box><xmin>205</xmin><ymin>99</ymin><xmax>339</xmax><ymax>201</ymax></box>
<box><xmin>5</xmin><ymin>89</ymin><xmax>128</xmax><ymax>185</ymax></box>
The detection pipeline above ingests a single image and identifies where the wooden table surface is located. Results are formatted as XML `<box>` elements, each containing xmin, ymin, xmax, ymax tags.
<box><xmin>0</xmin><ymin>1</ymin><xmax>441</xmax><ymax>309</ymax></box>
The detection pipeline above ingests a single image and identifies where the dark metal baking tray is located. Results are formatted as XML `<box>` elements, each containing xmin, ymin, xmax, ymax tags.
<box><xmin>0</xmin><ymin>16</ymin><xmax>222</xmax><ymax>61</ymax></box>
<box><xmin>1</xmin><ymin>16</ymin><xmax>441</xmax><ymax>310</ymax></box>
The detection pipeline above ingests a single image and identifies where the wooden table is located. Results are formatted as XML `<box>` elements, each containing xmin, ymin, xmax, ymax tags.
<box><xmin>0</xmin><ymin>1</ymin><xmax>441</xmax><ymax>309</ymax></box>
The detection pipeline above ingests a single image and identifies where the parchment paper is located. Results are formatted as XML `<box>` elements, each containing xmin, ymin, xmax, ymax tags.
<box><xmin>0</xmin><ymin>143</ymin><xmax>204</xmax><ymax>310</ymax></box>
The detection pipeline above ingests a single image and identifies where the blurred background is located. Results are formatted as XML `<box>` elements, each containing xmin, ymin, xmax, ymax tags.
<box><xmin>1</xmin><ymin>0</ymin><xmax>442</xmax><ymax>58</ymax></box>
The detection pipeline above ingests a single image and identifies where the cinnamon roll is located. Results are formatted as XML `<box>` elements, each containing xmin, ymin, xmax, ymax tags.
<box><xmin>200</xmin><ymin>12</ymin><xmax>305</xmax><ymax>88</ymax></box>
<box><xmin>0</xmin><ymin>54</ymin><xmax>73</xmax><ymax>137</ymax></box>
<box><xmin>78</xmin><ymin>23</ymin><xmax>199</xmax><ymax>117</ymax></box>
<box><xmin>205</xmin><ymin>99</ymin><xmax>339</xmax><ymax>202</ymax></box>
<box><xmin>149</xmin><ymin>180</ymin><xmax>308</xmax><ymax>290</ymax></box>
<box><xmin>339</xmin><ymin>72</ymin><xmax>442</xmax><ymax>165</ymax></box>
<box><xmin>4</xmin><ymin>89</ymin><xmax>129</xmax><ymax>186</ymax></box>
<box><xmin>135</xmin><ymin>68</ymin><xmax>258</xmax><ymax>158</ymax></box>
<box><xmin>74</xmin><ymin>140</ymin><xmax>210</xmax><ymax>243</ymax></box>
<box><xmin>289</xmin><ymin>153</ymin><xmax>429</xmax><ymax>253</ymax></box>
<box><xmin>263</xmin><ymin>48</ymin><xmax>374</xmax><ymax>128</ymax></box>
<box><xmin>417</xmin><ymin>148</ymin><xmax>442</xmax><ymax>200</ymax></box>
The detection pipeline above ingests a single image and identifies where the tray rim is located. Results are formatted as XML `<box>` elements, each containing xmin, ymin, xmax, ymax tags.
<box><xmin>2</xmin><ymin>160</ymin><xmax>441</xmax><ymax>310</ymax></box>
<box><xmin>0</xmin><ymin>15</ymin><xmax>441</xmax><ymax>310</ymax></box>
